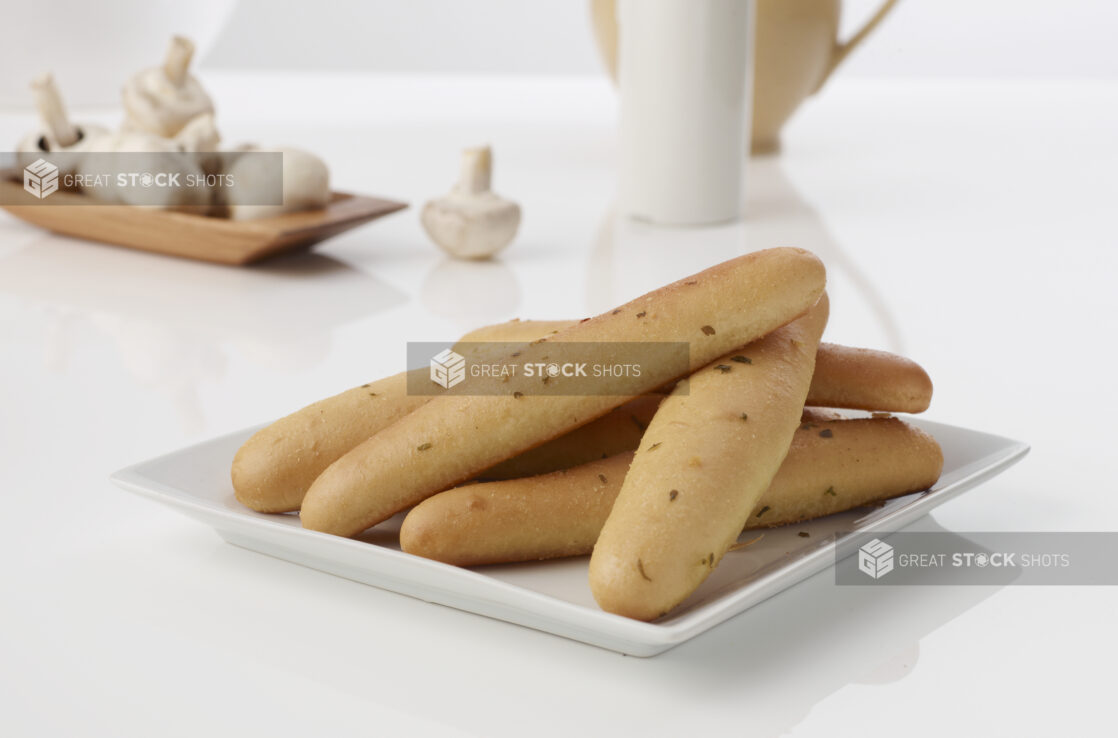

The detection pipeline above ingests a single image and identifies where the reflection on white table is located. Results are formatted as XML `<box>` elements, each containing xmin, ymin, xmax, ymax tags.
<box><xmin>0</xmin><ymin>74</ymin><xmax>1115</xmax><ymax>738</ymax></box>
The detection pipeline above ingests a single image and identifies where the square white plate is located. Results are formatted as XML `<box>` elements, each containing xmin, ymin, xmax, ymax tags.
<box><xmin>111</xmin><ymin>417</ymin><xmax>1028</xmax><ymax>656</ymax></box>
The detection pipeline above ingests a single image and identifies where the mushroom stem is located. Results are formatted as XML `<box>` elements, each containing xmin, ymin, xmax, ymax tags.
<box><xmin>455</xmin><ymin>146</ymin><xmax>492</xmax><ymax>195</ymax></box>
<box><xmin>163</xmin><ymin>35</ymin><xmax>195</xmax><ymax>86</ymax></box>
<box><xmin>30</xmin><ymin>73</ymin><xmax>79</xmax><ymax>148</ymax></box>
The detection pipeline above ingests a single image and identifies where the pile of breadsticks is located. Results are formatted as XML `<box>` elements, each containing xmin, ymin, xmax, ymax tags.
<box><xmin>232</xmin><ymin>248</ymin><xmax>942</xmax><ymax>621</ymax></box>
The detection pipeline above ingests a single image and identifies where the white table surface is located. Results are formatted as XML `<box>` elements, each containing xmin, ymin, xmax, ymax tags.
<box><xmin>1</xmin><ymin>73</ymin><xmax>1116</xmax><ymax>737</ymax></box>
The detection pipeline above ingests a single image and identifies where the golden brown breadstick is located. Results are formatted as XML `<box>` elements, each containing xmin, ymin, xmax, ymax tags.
<box><xmin>400</xmin><ymin>413</ymin><xmax>943</xmax><ymax>566</ymax></box>
<box><xmin>457</xmin><ymin>319</ymin><xmax>575</xmax><ymax>344</ymax></box>
<box><xmin>589</xmin><ymin>295</ymin><xmax>829</xmax><ymax>621</ymax></box>
<box><xmin>301</xmin><ymin>247</ymin><xmax>827</xmax><ymax>537</ymax></box>
<box><xmin>231</xmin><ymin>318</ymin><xmax>565</xmax><ymax>513</ymax></box>
<box><xmin>473</xmin><ymin>323</ymin><xmax>931</xmax><ymax>414</ymax></box>
<box><xmin>749</xmin><ymin>412</ymin><xmax>942</xmax><ymax>527</ymax></box>
<box><xmin>479</xmin><ymin>394</ymin><xmax>662</xmax><ymax>480</ymax></box>
<box><xmin>236</xmin><ymin>310</ymin><xmax>928</xmax><ymax>510</ymax></box>
<box><xmin>478</xmin><ymin>343</ymin><xmax>932</xmax><ymax>480</ymax></box>
<box><xmin>812</xmin><ymin>343</ymin><xmax>933</xmax><ymax>413</ymax></box>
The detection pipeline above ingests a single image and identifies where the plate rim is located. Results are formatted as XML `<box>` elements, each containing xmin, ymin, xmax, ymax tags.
<box><xmin>110</xmin><ymin>418</ymin><xmax>1030</xmax><ymax>652</ymax></box>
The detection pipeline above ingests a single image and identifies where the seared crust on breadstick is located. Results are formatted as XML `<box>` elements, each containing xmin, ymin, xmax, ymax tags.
<box><xmin>812</xmin><ymin>343</ymin><xmax>932</xmax><ymax>413</ymax></box>
<box><xmin>589</xmin><ymin>295</ymin><xmax>829</xmax><ymax>621</ymax></box>
<box><xmin>301</xmin><ymin>248</ymin><xmax>827</xmax><ymax>537</ymax></box>
<box><xmin>231</xmin><ymin>319</ymin><xmax>563</xmax><ymax>513</ymax></box>
<box><xmin>400</xmin><ymin>413</ymin><xmax>943</xmax><ymax>566</ymax></box>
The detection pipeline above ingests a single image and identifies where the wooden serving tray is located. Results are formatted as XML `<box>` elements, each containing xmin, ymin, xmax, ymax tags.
<box><xmin>0</xmin><ymin>179</ymin><xmax>407</xmax><ymax>265</ymax></box>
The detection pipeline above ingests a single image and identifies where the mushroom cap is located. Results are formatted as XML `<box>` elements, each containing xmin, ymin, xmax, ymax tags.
<box><xmin>174</xmin><ymin>113</ymin><xmax>220</xmax><ymax>153</ymax></box>
<box><xmin>16</xmin><ymin>123</ymin><xmax>110</xmax><ymax>175</ymax></box>
<box><xmin>224</xmin><ymin>146</ymin><xmax>331</xmax><ymax>220</ymax></box>
<box><xmin>78</xmin><ymin>131</ymin><xmax>209</xmax><ymax>209</ymax></box>
<box><xmin>421</xmin><ymin>192</ymin><xmax>521</xmax><ymax>260</ymax></box>
<box><xmin>122</xmin><ymin>67</ymin><xmax>214</xmax><ymax>139</ymax></box>
<box><xmin>17</xmin><ymin>122</ymin><xmax>110</xmax><ymax>154</ymax></box>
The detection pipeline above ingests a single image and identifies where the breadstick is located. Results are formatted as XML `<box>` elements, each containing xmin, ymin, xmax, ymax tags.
<box><xmin>301</xmin><ymin>247</ymin><xmax>827</xmax><ymax>537</ymax></box>
<box><xmin>231</xmin><ymin>318</ymin><xmax>565</xmax><ymax>513</ymax></box>
<box><xmin>749</xmin><ymin>411</ymin><xmax>942</xmax><ymax>527</ymax></box>
<box><xmin>457</xmin><ymin>318</ymin><xmax>574</xmax><ymax>344</ymax></box>
<box><xmin>236</xmin><ymin>309</ymin><xmax>928</xmax><ymax>510</ymax></box>
<box><xmin>811</xmin><ymin>343</ymin><xmax>932</xmax><ymax>413</ymax></box>
<box><xmin>400</xmin><ymin>413</ymin><xmax>943</xmax><ymax>566</ymax></box>
<box><xmin>479</xmin><ymin>394</ymin><xmax>662</xmax><ymax>480</ymax></box>
<box><xmin>469</xmin><ymin>321</ymin><xmax>931</xmax><ymax>415</ymax></box>
<box><xmin>589</xmin><ymin>295</ymin><xmax>829</xmax><ymax>621</ymax></box>
<box><xmin>479</xmin><ymin>336</ymin><xmax>933</xmax><ymax>480</ymax></box>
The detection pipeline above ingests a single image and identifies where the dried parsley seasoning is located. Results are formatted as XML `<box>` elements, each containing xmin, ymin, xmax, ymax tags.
<box><xmin>368</xmin><ymin>391</ymin><xmax>378</xmax><ymax>397</ymax></box>
<box><xmin>598</xmin><ymin>473</ymin><xmax>608</xmax><ymax>483</ymax></box>
<box><xmin>707</xmin><ymin>552</ymin><xmax>715</xmax><ymax>568</ymax></box>
<box><xmin>417</xmin><ymin>442</ymin><xmax>433</xmax><ymax>451</ymax></box>
<box><xmin>647</xmin><ymin>442</ymin><xmax>662</xmax><ymax>451</ymax></box>
<box><xmin>513</xmin><ymin>391</ymin><xmax>524</xmax><ymax>399</ymax></box>
<box><xmin>755</xmin><ymin>505</ymin><xmax>771</xmax><ymax>518</ymax></box>
<box><xmin>715</xmin><ymin>364</ymin><xmax>732</xmax><ymax>373</ymax></box>
<box><xmin>612</xmin><ymin>308</ymin><xmax>622</xmax><ymax>315</ymax></box>
<box><xmin>800</xmin><ymin>422</ymin><xmax>817</xmax><ymax>431</ymax></box>
<box><xmin>798</xmin><ymin>531</ymin><xmax>810</xmax><ymax>538</ymax></box>
<box><xmin>668</xmin><ymin>489</ymin><xmax>679</xmax><ymax>501</ymax></box>
<box><xmin>740</xmin><ymin>413</ymin><xmax>749</xmax><ymax>421</ymax></box>
<box><xmin>701</xmin><ymin>325</ymin><xmax>716</xmax><ymax>336</ymax></box>
<box><xmin>636</xmin><ymin>311</ymin><xmax>647</xmax><ymax>318</ymax></box>
<box><xmin>824</xmin><ymin>486</ymin><xmax>837</xmax><ymax>497</ymax></box>
<box><xmin>637</xmin><ymin>559</ymin><xmax>652</xmax><ymax>582</ymax></box>
<box><xmin>630</xmin><ymin>414</ymin><xmax>648</xmax><ymax>432</ymax></box>
<box><xmin>684</xmin><ymin>280</ymin><xmax>698</xmax><ymax>285</ymax></box>
<box><xmin>730</xmin><ymin>355</ymin><xmax>752</xmax><ymax>364</ymax></box>
<box><xmin>360</xmin><ymin>383</ymin><xmax>372</xmax><ymax>388</ymax></box>
<box><xmin>819</xmin><ymin>428</ymin><xmax>834</xmax><ymax>438</ymax></box>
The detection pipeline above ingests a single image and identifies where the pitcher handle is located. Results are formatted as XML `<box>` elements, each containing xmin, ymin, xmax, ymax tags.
<box><xmin>814</xmin><ymin>0</ymin><xmax>900</xmax><ymax>92</ymax></box>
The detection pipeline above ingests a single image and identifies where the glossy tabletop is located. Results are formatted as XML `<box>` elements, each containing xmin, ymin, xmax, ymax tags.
<box><xmin>1</xmin><ymin>74</ymin><xmax>1115</xmax><ymax>737</ymax></box>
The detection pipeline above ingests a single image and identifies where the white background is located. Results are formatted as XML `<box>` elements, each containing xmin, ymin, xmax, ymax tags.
<box><xmin>202</xmin><ymin>0</ymin><xmax>1118</xmax><ymax>79</ymax></box>
<box><xmin>5</xmin><ymin>0</ymin><xmax>1116</xmax><ymax>108</ymax></box>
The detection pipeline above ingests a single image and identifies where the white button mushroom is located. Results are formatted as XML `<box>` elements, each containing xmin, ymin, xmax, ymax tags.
<box><xmin>223</xmin><ymin>146</ymin><xmax>331</xmax><ymax>220</ymax></box>
<box><xmin>174</xmin><ymin>112</ymin><xmax>220</xmax><ymax>153</ymax></box>
<box><xmin>122</xmin><ymin>35</ymin><xmax>214</xmax><ymax>138</ymax></box>
<box><xmin>421</xmin><ymin>145</ymin><xmax>520</xmax><ymax>260</ymax></box>
<box><xmin>79</xmin><ymin>130</ymin><xmax>209</xmax><ymax>210</ymax></box>
<box><xmin>17</xmin><ymin>73</ymin><xmax>108</xmax><ymax>175</ymax></box>
<box><xmin>174</xmin><ymin>112</ymin><xmax>221</xmax><ymax>174</ymax></box>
